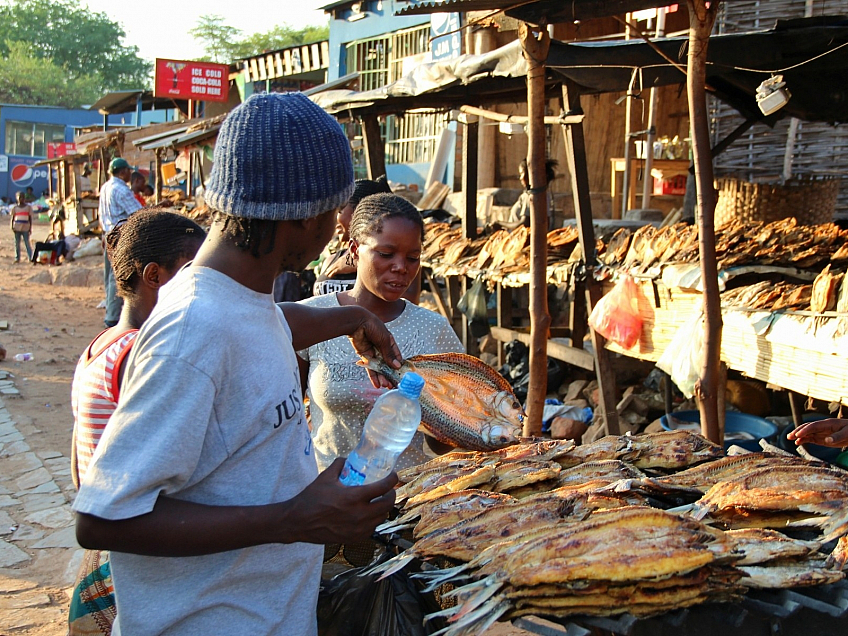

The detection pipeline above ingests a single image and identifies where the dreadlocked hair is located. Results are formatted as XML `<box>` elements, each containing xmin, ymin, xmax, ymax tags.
<box><xmin>349</xmin><ymin>193</ymin><xmax>424</xmax><ymax>243</ymax></box>
<box><xmin>106</xmin><ymin>208</ymin><xmax>205</xmax><ymax>296</ymax></box>
<box><xmin>212</xmin><ymin>210</ymin><xmax>278</xmax><ymax>257</ymax></box>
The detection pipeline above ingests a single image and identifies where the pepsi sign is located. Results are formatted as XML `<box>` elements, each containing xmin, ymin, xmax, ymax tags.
<box><xmin>11</xmin><ymin>163</ymin><xmax>47</xmax><ymax>187</ymax></box>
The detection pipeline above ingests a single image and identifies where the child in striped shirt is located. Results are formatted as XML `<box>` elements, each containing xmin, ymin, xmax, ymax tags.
<box><xmin>68</xmin><ymin>209</ymin><xmax>204</xmax><ymax>635</ymax></box>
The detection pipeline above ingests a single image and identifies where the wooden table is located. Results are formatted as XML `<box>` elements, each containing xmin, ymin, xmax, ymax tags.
<box><xmin>610</xmin><ymin>157</ymin><xmax>690</xmax><ymax>216</ymax></box>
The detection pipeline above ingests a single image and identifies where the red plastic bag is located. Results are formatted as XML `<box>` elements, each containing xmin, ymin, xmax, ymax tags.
<box><xmin>588</xmin><ymin>274</ymin><xmax>643</xmax><ymax>349</ymax></box>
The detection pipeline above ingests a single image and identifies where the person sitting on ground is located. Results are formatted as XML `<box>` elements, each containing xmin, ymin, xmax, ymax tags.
<box><xmin>23</xmin><ymin>186</ymin><xmax>35</xmax><ymax>203</ymax></box>
<box><xmin>787</xmin><ymin>419</ymin><xmax>848</xmax><ymax>448</ymax></box>
<box><xmin>298</xmin><ymin>192</ymin><xmax>464</xmax><ymax>472</ymax></box>
<box><xmin>68</xmin><ymin>209</ymin><xmax>205</xmax><ymax>636</ymax></box>
<box><xmin>72</xmin><ymin>92</ymin><xmax>400</xmax><ymax>636</ymax></box>
<box><xmin>504</xmin><ymin>158</ymin><xmax>558</xmax><ymax>230</ymax></box>
<box><xmin>313</xmin><ymin>175</ymin><xmax>392</xmax><ymax>297</ymax></box>
<box><xmin>10</xmin><ymin>191</ymin><xmax>33</xmax><ymax>263</ymax></box>
<box><xmin>130</xmin><ymin>172</ymin><xmax>147</xmax><ymax>207</ymax></box>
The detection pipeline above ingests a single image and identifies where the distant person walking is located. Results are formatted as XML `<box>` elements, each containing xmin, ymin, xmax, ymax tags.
<box><xmin>10</xmin><ymin>191</ymin><xmax>33</xmax><ymax>263</ymax></box>
<box><xmin>98</xmin><ymin>158</ymin><xmax>142</xmax><ymax>327</ymax></box>
<box><xmin>130</xmin><ymin>171</ymin><xmax>147</xmax><ymax>207</ymax></box>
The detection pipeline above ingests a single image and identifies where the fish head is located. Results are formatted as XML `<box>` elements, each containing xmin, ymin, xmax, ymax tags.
<box><xmin>482</xmin><ymin>423</ymin><xmax>522</xmax><ymax>448</ymax></box>
<box><xmin>483</xmin><ymin>391</ymin><xmax>525</xmax><ymax>447</ymax></box>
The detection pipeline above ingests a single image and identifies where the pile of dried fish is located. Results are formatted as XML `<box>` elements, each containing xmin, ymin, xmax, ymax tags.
<box><xmin>722</xmin><ymin>264</ymin><xmax>848</xmax><ymax>314</ymax></box>
<box><xmin>369</xmin><ymin>432</ymin><xmax>848</xmax><ymax>634</ymax></box>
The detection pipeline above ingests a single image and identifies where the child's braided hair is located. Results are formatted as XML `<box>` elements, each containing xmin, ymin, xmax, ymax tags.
<box><xmin>349</xmin><ymin>193</ymin><xmax>424</xmax><ymax>243</ymax></box>
<box><xmin>106</xmin><ymin>208</ymin><xmax>205</xmax><ymax>296</ymax></box>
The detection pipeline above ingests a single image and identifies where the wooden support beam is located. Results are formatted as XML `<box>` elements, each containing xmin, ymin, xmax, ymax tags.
<box><xmin>561</xmin><ymin>79</ymin><xmax>621</xmax><ymax>436</ymax></box>
<box><xmin>789</xmin><ymin>390</ymin><xmax>805</xmax><ymax>429</ymax></box>
<box><xmin>688</xmin><ymin>0</ymin><xmax>723</xmax><ymax>445</ymax></box>
<box><xmin>461</xmin><ymin>115</ymin><xmax>479</xmax><ymax>240</ymax></box>
<box><xmin>360</xmin><ymin>115</ymin><xmax>386</xmax><ymax>180</ymax></box>
<box><xmin>496</xmin><ymin>283</ymin><xmax>512</xmax><ymax>367</ymax></box>
<box><xmin>521</xmin><ymin>21</ymin><xmax>552</xmax><ymax>437</ymax></box>
<box><xmin>459</xmin><ymin>104</ymin><xmax>583</xmax><ymax>127</ymax></box>
<box><xmin>424</xmin><ymin>268</ymin><xmax>451</xmax><ymax>322</ymax></box>
<box><xmin>490</xmin><ymin>327</ymin><xmax>595</xmax><ymax>371</ymax></box>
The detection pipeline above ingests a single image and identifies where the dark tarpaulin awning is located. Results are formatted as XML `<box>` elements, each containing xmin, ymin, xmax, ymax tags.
<box><xmin>547</xmin><ymin>16</ymin><xmax>848</xmax><ymax>123</ymax></box>
<box><xmin>89</xmin><ymin>90</ymin><xmax>189</xmax><ymax>116</ymax></box>
<box><xmin>311</xmin><ymin>17</ymin><xmax>848</xmax><ymax>125</ymax></box>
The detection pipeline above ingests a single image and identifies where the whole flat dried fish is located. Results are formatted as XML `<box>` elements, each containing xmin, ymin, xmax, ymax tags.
<box><xmin>360</xmin><ymin>352</ymin><xmax>524</xmax><ymax>451</ymax></box>
<box><xmin>724</xmin><ymin>528</ymin><xmax>821</xmax><ymax>565</ymax></box>
<box><xmin>739</xmin><ymin>563</ymin><xmax>844</xmax><ymax>588</ymax></box>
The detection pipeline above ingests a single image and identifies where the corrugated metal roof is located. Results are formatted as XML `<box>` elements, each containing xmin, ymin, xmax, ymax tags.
<box><xmin>88</xmin><ymin>90</ymin><xmax>188</xmax><ymax>115</ymax></box>
<box><xmin>396</xmin><ymin>0</ymin><xmax>675</xmax><ymax>23</ymax></box>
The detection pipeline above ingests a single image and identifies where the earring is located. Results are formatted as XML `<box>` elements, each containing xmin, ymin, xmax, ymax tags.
<box><xmin>345</xmin><ymin>250</ymin><xmax>356</xmax><ymax>268</ymax></box>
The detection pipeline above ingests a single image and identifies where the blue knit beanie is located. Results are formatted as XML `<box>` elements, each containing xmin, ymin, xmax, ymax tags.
<box><xmin>205</xmin><ymin>93</ymin><xmax>354</xmax><ymax>220</ymax></box>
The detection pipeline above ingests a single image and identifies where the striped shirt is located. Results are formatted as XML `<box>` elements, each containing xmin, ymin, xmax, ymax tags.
<box><xmin>98</xmin><ymin>176</ymin><xmax>142</xmax><ymax>234</ymax></box>
<box><xmin>71</xmin><ymin>330</ymin><xmax>138</xmax><ymax>482</ymax></box>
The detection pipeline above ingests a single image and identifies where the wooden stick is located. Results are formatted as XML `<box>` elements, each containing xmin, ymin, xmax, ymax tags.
<box><xmin>459</xmin><ymin>105</ymin><xmax>584</xmax><ymax>126</ymax></box>
<box><xmin>520</xmin><ymin>21</ymin><xmax>551</xmax><ymax>437</ymax></box>
<box><xmin>688</xmin><ymin>0</ymin><xmax>723</xmax><ymax>445</ymax></box>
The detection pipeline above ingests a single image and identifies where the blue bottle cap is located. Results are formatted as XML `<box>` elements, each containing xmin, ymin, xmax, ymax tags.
<box><xmin>398</xmin><ymin>372</ymin><xmax>425</xmax><ymax>399</ymax></box>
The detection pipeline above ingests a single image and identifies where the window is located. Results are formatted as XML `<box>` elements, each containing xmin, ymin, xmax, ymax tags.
<box><xmin>345</xmin><ymin>25</ymin><xmax>445</xmax><ymax>168</ymax></box>
<box><xmin>5</xmin><ymin>121</ymin><xmax>66</xmax><ymax>157</ymax></box>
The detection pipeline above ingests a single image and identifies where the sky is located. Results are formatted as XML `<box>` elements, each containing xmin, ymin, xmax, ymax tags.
<box><xmin>81</xmin><ymin>0</ymin><xmax>329</xmax><ymax>63</ymax></box>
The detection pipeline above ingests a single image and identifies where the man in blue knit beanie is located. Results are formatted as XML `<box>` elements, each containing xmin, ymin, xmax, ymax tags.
<box><xmin>74</xmin><ymin>93</ymin><xmax>401</xmax><ymax>636</ymax></box>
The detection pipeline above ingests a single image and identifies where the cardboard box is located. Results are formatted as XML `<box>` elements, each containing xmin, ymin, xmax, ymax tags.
<box><xmin>651</xmin><ymin>168</ymin><xmax>687</xmax><ymax>196</ymax></box>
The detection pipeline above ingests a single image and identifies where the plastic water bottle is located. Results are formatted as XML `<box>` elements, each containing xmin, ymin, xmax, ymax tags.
<box><xmin>14</xmin><ymin>353</ymin><xmax>33</xmax><ymax>362</ymax></box>
<box><xmin>339</xmin><ymin>372</ymin><xmax>426</xmax><ymax>486</ymax></box>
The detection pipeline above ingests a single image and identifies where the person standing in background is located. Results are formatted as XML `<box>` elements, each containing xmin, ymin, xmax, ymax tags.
<box><xmin>10</xmin><ymin>191</ymin><xmax>33</xmax><ymax>263</ymax></box>
<box><xmin>99</xmin><ymin>158</ymin><xmax>142</xmax><ymax>327</ymax></box>
<box><xmin>130</xmin><ymin>172</ymin><xmax>147</xmax><ymax>207</ymax></box>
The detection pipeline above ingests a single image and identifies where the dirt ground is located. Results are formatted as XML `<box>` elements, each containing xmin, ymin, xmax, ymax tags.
<box><xmin>0</xmin><ymin>219</ymin><xmax>530</xmax><ymax>636</ymax></box>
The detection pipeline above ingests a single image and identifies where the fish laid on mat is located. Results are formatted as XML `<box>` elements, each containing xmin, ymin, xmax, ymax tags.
<box><xmin>557</xmin><ymin>430</ymin><xmax>722</xmax><ymax>470</ymax></box>
<box><xmin>723</xmin><ymin>528</ymin><xmax>821</xmax><ymax>565</ymax></box>
<box><xmin>399</xmin><ymin>465</ymin><xmax>496</xmax><ymax>506</ymax></box>
<box><xmin>368</xmin><ymin>491</ymin><xmax>598</xmax><ymax>579</ymax></box>
<box><xmin>649</xmin><ymin>453</ymin><xmax>818</xmax><ymax>493</ymax></box>
<box><xmin>738</xmin><ymin>563</ymin><xmax>845</xmax><ymax>588</ymax></box>
<box><xmin>424</xmin><ymin>507</ymin><xmax>743</xmax><ymax>634</ymax></box>
<box><xmin>359</xmin><ymin>352</ymin><xmax>524</xmax><ymax>451</ymax></box>
<box><xmin>693</xmin><ymin>465</ymin><xmax>848</xmax><ymax>528</ymax></box>
<box><xmin>376</xmin><ymin>489</ymin><xmax>515</xmax><ymax>537</ymax></box>
<box><xmin>826</xmin><ymin>536</ymin><xmax>848</xmax><ymax>571</ymax></box>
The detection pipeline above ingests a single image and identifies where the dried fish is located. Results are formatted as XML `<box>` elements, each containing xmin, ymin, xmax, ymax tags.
<box><xmin>738</xmin><ymin>563</ymin><xmax>844</xmax><ymax>588</ymax></box>
<box><xmin>360</xmin><ymin>352</ymin><xmax>524</xmax><ymax>451</ymax></box>
<box><xmin>724</xmin><ymin>528</ymin><xmax>821</xmax><ymax>565</ymax></box>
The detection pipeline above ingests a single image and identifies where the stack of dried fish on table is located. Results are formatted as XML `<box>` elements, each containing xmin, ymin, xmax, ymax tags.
<box><xmin>368</xmin><ymin>433</ymin><xmax>848</xmax><ymax>635</ymax></box>
<box><xmin>600</xmin><ymin>218</ymin><xmax>848</xmax><ymax>273</ymax></box>
<box><xmin>721</xmin><ymin>263</ymin><xmax>848</xmax><ymax>314</ymax></box>
<box><xmin>421</xmin><ymin>223</ymin><xmax>585</xmax><ymax>285</ymax></box>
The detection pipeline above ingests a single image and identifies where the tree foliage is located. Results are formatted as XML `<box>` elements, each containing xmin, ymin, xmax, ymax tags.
<box><xmin>190</xmin><ymin>14</ymin><xmax>329</xmax><ymax>62</ymax></box>
<box><xmin>0</xmin><ymin>41</ymin><xmax>102</xmax><ymax>108</ymax></box>
<box><xmin>0</xmin><ymin>0</ymin><xmax>151</xmax><ymax>95</ymax></box>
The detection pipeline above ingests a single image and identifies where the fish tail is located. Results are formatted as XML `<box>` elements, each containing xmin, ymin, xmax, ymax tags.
<box><xmin>413</xmin><ymin>563</ymin><xmax>472</xmax><ymax>592</ymax></box>
<box><xmin>362</xmin><ymin>552</ymin><xmax>415</xmax><ymax>578</ymax></box>
<box><xmin>374</xmin><ymin>519</ymin><xmax>414</xmax><ymax>534</ymax></box>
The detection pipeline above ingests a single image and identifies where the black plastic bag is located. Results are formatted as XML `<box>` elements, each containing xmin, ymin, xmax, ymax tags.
<box><xmin>457</xmin><ymin>278</ymin><xmax>490</xmax><ymax>337</ymax></box>
<box><xmin>317</xmin><ymin>554</ymin><xmax>447</xmax><ymax>636</ymax></box>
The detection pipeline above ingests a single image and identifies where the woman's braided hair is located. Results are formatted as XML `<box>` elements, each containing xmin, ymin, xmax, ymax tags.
<box><xmin>106</xmin><ymin>208</ymin><xmax>205</xmax><ymax>296</ymax></box>
<box><xmin>348</xmin><ymin>193</ymin><xmax>424</xmax><ymax>243</ymax></box>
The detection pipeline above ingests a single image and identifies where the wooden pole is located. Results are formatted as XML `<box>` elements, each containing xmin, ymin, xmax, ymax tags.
<box><xmin>361</xmin><ymin>115</ymin><xmax>386</xmax><ymax>179</ymax></box>
<box><xmin>687</xmin><ymin>0</ymin><xmax>722</xmax><ymax>445</ymax></box>
<box><xmin>460</xmin><ymin>113</ymin><xmax>479</xmax><ymax>240</ymax></box>
<box><xmin>562</xmin><ymin>79</ymin><xmax>621</xmax><ymax>436</ymax></box>
<box><xmin>519</xmin><ymin>22</ymin><xmax>551</xmax><ymax>437</ymax></box>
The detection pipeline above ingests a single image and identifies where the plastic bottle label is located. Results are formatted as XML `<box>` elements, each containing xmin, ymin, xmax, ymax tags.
<box><xmin>339</xmin><ymin>461</ymin><xmax>366</xmax><ymax>486</ymax></box>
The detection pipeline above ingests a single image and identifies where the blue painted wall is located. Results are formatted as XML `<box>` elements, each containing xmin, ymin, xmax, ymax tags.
<box><xmin>0</xmin><ymin>104</ymin><xmax>101</xmax><ymax>200</ymax></box>
<box><xmin>325</xmin><ymin>0</ymin><xmax>430</xmax><ymax>80</ymax></box>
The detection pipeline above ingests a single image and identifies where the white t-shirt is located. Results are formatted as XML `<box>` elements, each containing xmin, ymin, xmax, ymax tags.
<box><xmin>297</xmin><ymin>294</ymin><xmax>463</xmax><ymax>471</ymax></box>
<box><xmin>74</xmin><ymin>266</ymin><xmax>321</xmax><ymax>636</ymax></box>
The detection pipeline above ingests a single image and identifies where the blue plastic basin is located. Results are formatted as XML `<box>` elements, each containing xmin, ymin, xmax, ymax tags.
<box><xmin>660</xmin><ymin>410</ymin><xmax>778</xmax><ymax>451</ymax></box>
